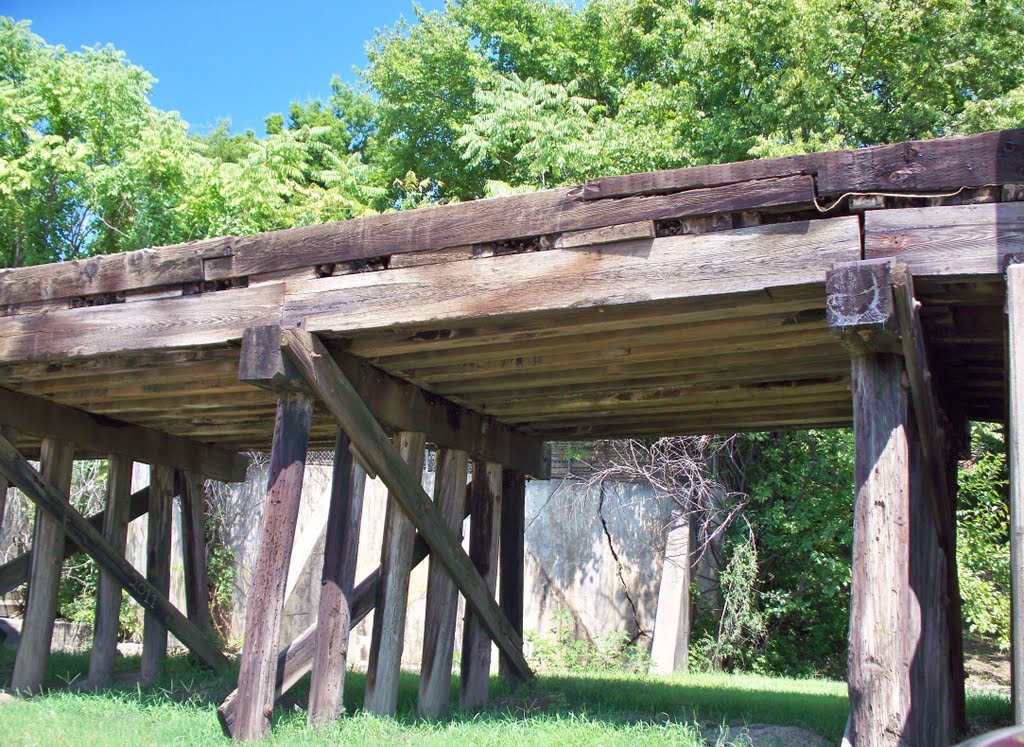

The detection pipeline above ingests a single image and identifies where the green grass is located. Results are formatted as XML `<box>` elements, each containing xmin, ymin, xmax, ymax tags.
<box><xmin>0</xmin><ymin>648</ymin><xmax>1011</xmax><ymax>746</ymax></box>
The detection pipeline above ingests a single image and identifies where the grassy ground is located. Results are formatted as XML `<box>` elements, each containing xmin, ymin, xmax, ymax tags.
<box><xmin>0</xmin><ymin>648</ymin><xmax>1012</xmax><ymax>746</ymax></box>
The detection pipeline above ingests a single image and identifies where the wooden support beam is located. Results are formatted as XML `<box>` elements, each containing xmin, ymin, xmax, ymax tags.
<box><xmin>141</xmin><ymin>465</ymin><xmax>174</xmax><ymax>682</ymax></box>
<box><xmin>0</xmin><ymin>426</ymin><xmax>12</xmax><ymax>542</ymax></box>
<box><xmin>1008</xmin><ymin>261</ymin><xmax>1024</xmax><ymax>723</ymax></box>
<box><xmin>0</xmin><ymin>386</ymin><xmax>249</xmax><ymax>482</ymax></box>
<box><xmin>86</xmin><ymin>454</ymin><xmax>134</xmax><ymax>688</ymax></box>
<box><xmin>279</xmin><ymin>328</ymin><xmax>533</xmax><ymax>682</ymax></box>
<box><xmin>0</xmin><ymin>482</ymin><xmax>162</xmax><ymax>597</ymax></box>
<box><xmin>231</xmin><ymin>391</ymin><xmax>314</xmax><ymax>741</ymax></box>
<box><xmin>460</xmin><ymin>461</ymin><xmax>502</xmax><ymax>709</ymax></box>
<box><xmin>498</xmin><ymin>469</ymin><xmax>526</xmax><ymax>687</ymax></box>
<box><xmin>180</xmin><ymin>472</ymin><xmax>211</xmax><ymax>635</ymax></box>
<box><xmin>12</xmin><ymin>437</ymin><xmax>74</xmax><ymax>692</ymax></box>
<box><xmin>0</xmin><ymin>432</ymin><xmax>227</xmax><ymax>671</ymax></box>
<box><xmin>239</xmin><ymin>325</ymin><xmax>548</xmax><ymax>477</ymax></box>
<box><xmin>364</xmin><ymin>430</ymin><xmax>426</xmax><ymax>716</ymax></box>
<box><xmin>418</xmin><ymin>447</ymin><xmax>470</xmax><ymax>718</ymax></box>
<box><xmin>307</xmin><ymin>429</ymin><xmax>367</xmax><ymax>727</ymax></box>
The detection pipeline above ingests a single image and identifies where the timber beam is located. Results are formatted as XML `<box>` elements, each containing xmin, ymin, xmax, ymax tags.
<box><xmin>0</xmin><ymin>386</ymin><xmax>249</xmax><ymax>482</ymax></box>
<box><xmin>0</xmin><ymin>433</ymin><xmax>228</xmax><ymax>671</ymax></box>
<box><xmin>239</xmin><ymin>325</ymin><xmax>549</xmax><ymax>477</ymax></box>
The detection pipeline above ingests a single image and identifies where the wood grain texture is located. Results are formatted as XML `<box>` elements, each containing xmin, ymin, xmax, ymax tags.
<box><xmin>585</xmin><ymin>129</ymin><xmax>1024</xmax><ymax>199</ymax></box>
<box><xmin>307</xmin><ymin>429</ymin><xmax>366</xmax><ymax>727</ymax></box>
<box><xmin>460</xmin><ymin>461</ymin><xmax>502</xmax><ymax>710</ymax></box>
<box><xmin>364</xmin><ymin>431</ymin><xmax>426</xmax><ymax>717</ymax></box>
<box><xmin>0</xmin><ymin>283</ymin><xmax>283</xmax><ymax>362</ymax></box>
<box><xmin>865</xmin><ymin>202</ymin><xmax>1024</xmax><ymax>277</ymax></box>
<box><xmin>418</xmin><ymin>448</ymin><xmax>470</xmax><ymax>718</ymax></box>
<box><xmin>0</xmin><ymin>426</ymin><xmax>13</xmax><ymax>549</ymax></box>
<box><xmin>141</xmin><ymin>465</ymin><xmax>174</xmax><ymax>683</ymax></box>
<box><xmin>86</xmin><ymin>454</ymin><xmax>134</xmax><ymax>687</ymax></box>
<box><xmin>12</xmin><ymin>437</ymin><xmax>74</xmax><ymax>692</ymax></box>
<box><xmin>180</xmin><ymin>472</ymin><xmax>211</xmax><ymax>635</ymax></box>
<box><xmin>0</xmin><ymin>387</ymin><xmax>248</xmax><ymax>482</ymax></box>
<box><xmin>498</xmin><ymin>470</ymin><xmax>526</xmax><ymax>687</ymax></box>
<box><xmin>0</xmin><ymin>433</ymin><xmax>227</xmax><ymax>671</ymax></box>
<box><xmin>289</xmin><ymin>218</ymin><xmax>860</xmax><ymax>335</ymax></box>
<box><xmin>1008</xmin><ymin>262</ymin><xmax>1024</xmax><ymax>723</ymax></box>
<box><xmin>232</xmin><ymin>392</ymin><xmax>313</xmax><ymax>741</ymax></box>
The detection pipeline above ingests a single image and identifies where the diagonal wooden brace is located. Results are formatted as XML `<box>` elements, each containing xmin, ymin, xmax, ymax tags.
<box><xmin>0</xmin><ymin>432</ymin><xmax>228</xmax><ymax>671</ymax></box>
<box><xmin>280</xmin><ymin>326</ymin><xmax>534</xmax><ymax>683</ymax></box>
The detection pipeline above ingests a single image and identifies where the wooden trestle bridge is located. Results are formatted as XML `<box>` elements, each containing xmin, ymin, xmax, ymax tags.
<box><xmin>1</xmin><ymin>128</ymin><xmax>1023</xmax><ymax>745</ymax></box>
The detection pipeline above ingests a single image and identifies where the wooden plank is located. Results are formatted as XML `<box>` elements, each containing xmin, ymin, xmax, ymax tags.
<box><xmin>0</xmin><ymin>236</ymin><xmax>231</xmax><ymax>307</ymax></box>
<box><xmin>498</xmin><ymin>469</ymin><xmax>526</xmax><ymax>687</ymax></box>
<box><xmin>0</xmin><ymin>387</ymin><xmax>249</xmax><ymax>482</ymax></box>
<box><xmin>1008</xmin><ymin>262</ymin><xmax>1024</xmax><ymax>723</ymax></box>
<box><xmin>460</xmin><ymin>461</ymin><xmax>502</xmax><ymax>709</ymax></box>
<box><xmin>216</xmin><ymin>175</ymin><xmax>814</xmax><ymax>278</ymax></box>
<box><xmin>364</xmin><ymin>430</ymin><xmax>426</xmax><ymax>717</ymax></box>
<box><xmin>141</xmin><ymin>465</ymin><xmax>174</xmax><ymax>682</ymax></box>
<box><xmin>288</xmin><ymin>218</ymin><xmax>860</xmax><ymax>335</ymax></box>
<box><xmin>11</xmin><ymin>437</ymin><xmax>74</xmax><ymax>692</ymax></box>
<box><xmin>0</xmin><ymin>282</ymin><xmax>283</xmax><ymax>362</ymax></box>
<box><xmin>418</xmin><ymin>447</ymin><xmax>470</xmax><ymax>718</ymax></box>
<box><xmin>554</xmin><ymin>220</ymin><xmax>655</xmax><ymax>248</ymax></box>
<box><xmin>86</xmin><ymin>454</ymin><xmax>134</xmax><ymax>688</ymax></box>
<box><xmin>232</xmin><ymin>391</ymin><xmax>313</xmax><ymax>741</ymax></box>
<box><xmin>0</xmin><ymin>432</ymin><xmax>227</xmax><ymax>670</ymax></box>
<box><xmin>865</xmin><ymin>202</ymin><xmax>1024</xmax><ymax>277</ymax></box>
<box><xmin>307</xmin><ymin>429</ymin><xmax>367</xmax><ymax>727</ymax></box>
<box><xmin>239</xmin><ymin>325</ymin><xmax>548</xmax><ymax>478</ymax></box>
<box><xmin>180</xmin><ymin>472</ymin><xmax>211</xmax><ymax>635</ymax></box>
<box><xmin>280</xmin><ymin>328</ymin><xmax>534</xmax><ymax>682</ymax></box>
<box><xmin>584</xmin><ymin>129</ymin><xmax>1024</xmax><ymax>199</ymax></box>
<box><xmin>0</xmin><ymin>426</ymin><xmax>13</xmax><ymax>545</ymax></box>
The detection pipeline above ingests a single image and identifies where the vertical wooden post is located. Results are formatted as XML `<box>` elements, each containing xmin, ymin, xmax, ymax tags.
<box><xmin>460</xmin><ymin>460</ymin><xmax>502</xmax><ymax>709</ymax></box>
<box><xmin>11</xmin><ymin>437</ymin><xmax>74</xmax><ymax>692</ymax></box>
<box><xmin>498</xmin><ymin>469</ymin><xmax>526</xmax><ymax>687</ymax></box>
<box><xmin>1008</xmin><ymin>261</ymin><xmax>1024</xmax><ymax>723</ymax></box>
<box><xmin>0</xmin><ymin>426</ymin><xmax>14</xmax><ymax>541</ymax></box>
<box><xmin>141</xmin><ymin>464</ymin><xmax>174</xmax><ymax>682</ymax></box>
<box><xmin>308</xmin><ymin>428</ymin><xmax>367</xmax><ymax>727</ymax></box>
<box><xmin>364</xmin><ymin>430</ymin><xmax>426</xmax><ymax>716</ymax></box>
<box><xmin>418</xmin><ymin>448</ymin><xmax>471</xmax><ymax>717</ymax></box>
<box><xmin>180</xmin><ymin>472</ymin><xmax>211</xmax><ymax>635</ymax></box>
<box><xmin>233</xmin><ymin>391</ymin><xmax>313</xmax><ymax>741</ymax></box>
<box><xmin>650</xmin><ymin>513</ymin><xmax>692</xmax><ymax>674</ymax></box>
<box><xmin>86</xmin><ymin>454</ymin><xmax>134</xmax><ymax>687</ymax></box>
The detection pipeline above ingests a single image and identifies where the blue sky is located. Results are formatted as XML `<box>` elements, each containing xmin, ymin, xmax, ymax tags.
<box><xmin>4</xmin><ymin>0</ymin><xmax>445</xmax><ymax>135</ymax></box>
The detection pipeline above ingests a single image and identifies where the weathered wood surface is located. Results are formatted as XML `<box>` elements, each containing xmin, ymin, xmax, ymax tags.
<box><xmin>0</xmin><ymin>387</ymin><xmax>248</xmax><ymax>482</ymax></box>
<box><xmin>307</xmin><ymin>430</ymin><xmax>366</xmax><ymax>727</ymax></box>
<box><xmin>0</xmin><ymin>426</ymin><xmax>13</xmax><ymax>544</ymax></box>
<box><xmin>418</xmin><ymin>447</ymin><xmax>470</xmax><ymax>718</ymax></box>
<box><xmin>180</xmin><ymin>472</ymin><xmax>211</xmax><ymax>634</ymax></box>
<box><xmin>0</xmin><ymin>432</ymin><xmax>227</xmax><ymax>670</ymax></box>
<box><xmin>499</xmin><ymin>469</ymin><xmax>526</xmax><ymax>686</ymax></box>
<box><xmin>0</xmin><ymin>283</ymin><xmax>282</xmax><ymax>362</ymax></box>
<box><xmin>141</xmin><ymin>465</ymin><xmax>174</xmax><ymax>682</ymax></box>
<box><xmin>585</xmin><ymin>128</ymin><xmax>1024</xmax><ymax>199</ymax></box>
<box><xmin>12</xmin><ymin>437</ymin><xmax>74</xmax><ymax>692</ymax></box>
<box><xmin>289</xmin><ymin>217</ymin><xmax>861</xmax><ymax>334</ymax></box>
<box><xmin>232</xmin><ymin>392</ymin><xmax>313</xmax><ymax>741</ymax></box>
<box><xmin>1008</xmin><ymin>262</ymin><xmax>1024</xmax><ymax>723</ymax></box>
<box><xmin>280</xmin><ymin>328</ymin><xmax>533</xmax><ymax>682</ymax></box>
<box><xmin>865</xmin><ymin>202</ymin><xmax>1024</xmax><ymax>277</ymax></box>
<box><xmin>86</xmin><ymin>454</ymin><xmax>134</xmax><ymax>687</ymax></box>
<box><xmin>364</xmin><ymin>430</ymin><xmax>426</xmax><ymax>717</ymax></box>
<box><xmin>650</xmin><ymin>515</ymin><xmax>692</xmax><ymax>675</ymax></box>
<box><xmin>460</xmin><ymin>460</ymin><xmax>502</xmax><ymax>709</ymax></box>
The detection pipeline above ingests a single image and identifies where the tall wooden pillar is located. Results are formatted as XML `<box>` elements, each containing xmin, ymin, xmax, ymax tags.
<box><xmin>364</xmin><ymin>430</ymin><xmax>426</xmax><ymax>716</ymax></box>
<box><xmin>233</xmin><ymin>392</ymin><xmax>313</xmax><ymax>741</ymax></box>
<box><xmin>650</xmin><ymin>513</ymin><xmax>692</xmax><ymax>675</ymax></box>
<box><xmin>180</xmin><ymin>472</ymin><xmax>211</xmax><ymax>635</ymax></box>
<box><xmin>12</xmin><ymin>437</ymin><xmax>74</xmax><ymax>692</ymax></box>
<box><xmin>141</xmin><ymin>464</ymin><xmax>175</xmax><ymax>682</ymax></box>
<box><xmin>418</xmin><ymin>447</ymin><xmax>470</xmax><ymax>717</ymax></box>
<box><xmin>1007</xmin><ymin>261</ymin><xmax>1024</xmax><ymax>722</ymax></box>
<box><xmin>460</xmin><ymin>460</ymin><xmax>502</xmax><ymax>709</ymax></box>
<box><xmin>0</xmin><ymin>426</ymin><xmax>14</xmax><ymax>541</ymax></box>
<box><xmin>308</xmin><ymin>428</ymin><xmax>367</xmax><ymax>727</ymax></box>
<box><xmin>498</xmin><ymin>469</ymin><xmax>526</xmax><ymax>687</ymax></box>
<box><xmin>87</xmin><ymin>454</ymin><xmax>134</xmax><ymax>687</ymax></box>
